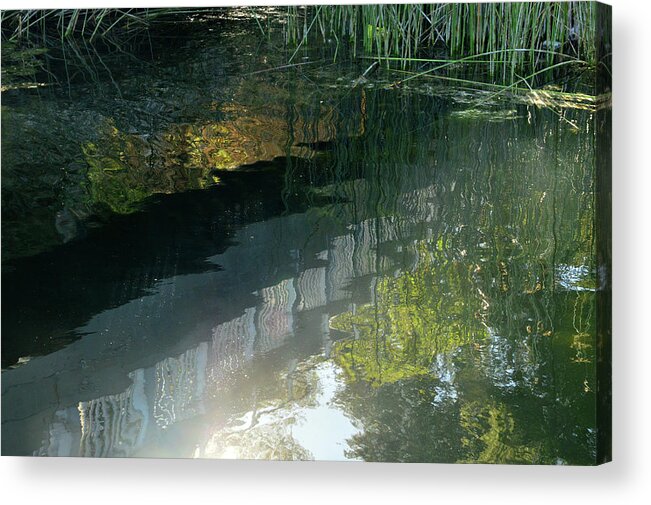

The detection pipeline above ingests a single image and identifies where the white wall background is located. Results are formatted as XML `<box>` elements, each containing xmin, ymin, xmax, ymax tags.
<box><xmin>2</xmin><ymin>1</ymin><xmax>649</xmax><ymax>503</ymax></box>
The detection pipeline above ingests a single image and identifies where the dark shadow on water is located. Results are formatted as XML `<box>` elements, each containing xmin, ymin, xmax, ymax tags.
<box><xmin>1</xmin><ymin>158</ymin><xmax>337</xmax><ymax>368</ymax></box>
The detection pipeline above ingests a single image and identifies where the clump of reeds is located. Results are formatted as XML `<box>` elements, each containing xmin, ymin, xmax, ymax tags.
<box><xmin>0</xmin><ymin>8</ymin><xmax>204</xmax><ymax>88</ymax></box>
<box><xmin>1</xmin><ymin>9</ymin><xmax>156</xmax><ymax>44</ymax></box>
<box><xmin>285</xmin><ymin>2</ymin><xmax>599</xmax><ymax>82</ymax></box>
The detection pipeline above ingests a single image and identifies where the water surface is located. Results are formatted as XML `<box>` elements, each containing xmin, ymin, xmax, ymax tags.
<box><xmin>2</xmin><ymin>15</ymin><xmax>600</xmax><ymax>463</ymax></box>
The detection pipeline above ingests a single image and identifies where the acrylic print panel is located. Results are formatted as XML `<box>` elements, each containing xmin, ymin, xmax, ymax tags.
<box><xmin>1</xmin><ymin>2</ymin><xmax>611</xmax><ymax>464</ymax></box>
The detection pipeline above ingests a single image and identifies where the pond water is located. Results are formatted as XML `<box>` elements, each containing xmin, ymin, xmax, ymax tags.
<box><xmin>2</xmin><ymin>13</ymin><xmax>604</xmax><ymax>463</ymax></box>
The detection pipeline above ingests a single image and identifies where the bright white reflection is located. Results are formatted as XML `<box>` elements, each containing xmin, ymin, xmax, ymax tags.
<box><xmin>201</xmin><ymin>361</ymin><xmax>360</xmax><ymax>460</ymax></box>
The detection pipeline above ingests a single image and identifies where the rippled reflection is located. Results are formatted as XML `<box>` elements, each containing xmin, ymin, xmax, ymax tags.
<box><xmin>2</xmin><ymin>16</ymin><xmax>603</xmax><ymax>464</ymax></box>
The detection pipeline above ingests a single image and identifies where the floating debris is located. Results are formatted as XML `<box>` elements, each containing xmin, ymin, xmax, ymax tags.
<box><xmin>450</xmin><ymin>108</ymin><xmax>521</xmax><ymax>122</ymax></box>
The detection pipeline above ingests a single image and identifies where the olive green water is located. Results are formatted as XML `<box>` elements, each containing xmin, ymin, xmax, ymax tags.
<box><xmin>2</xmin><ymin>14</ymin><xmax>600</xmax><ymax>463</ymax></box>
